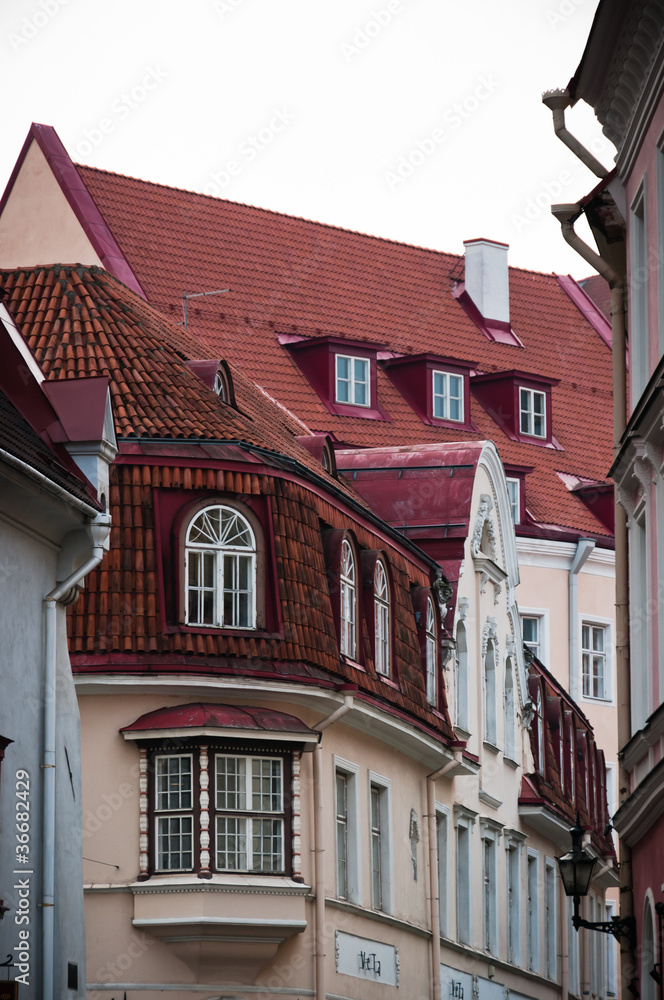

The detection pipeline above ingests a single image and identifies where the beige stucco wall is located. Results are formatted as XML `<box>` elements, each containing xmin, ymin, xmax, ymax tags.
<box><xmin>0</xmin><ymin>139</ymin><xmax>103</xmax><ymax>269</ymax></box>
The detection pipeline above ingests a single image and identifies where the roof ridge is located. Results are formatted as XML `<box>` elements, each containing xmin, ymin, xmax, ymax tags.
<box><xmin>77</xmin><ymin>163</ymin><xmax>559</xmax><ymax>279</ymax></box>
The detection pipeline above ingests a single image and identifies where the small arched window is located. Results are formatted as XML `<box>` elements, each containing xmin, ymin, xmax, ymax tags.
<box><xmin>213</xmin><ymin>370</ymin><xmax>228</xmax><ymax>400</ymax></box>
<box><xmin>340</xmin><ymin>539</ymin><xmax>357</xmax><ymax>659</ymax></box>
<box><xmin>455</xmin><ymin>621</ymin><xmax>469</xmax><ymax>731</ymax></box>
<box><xmin>504</xmin><ymin>657</ymin><xmax>516</xmax><ymax>760</ymax></box>
<box><xmin>484</xmin><ymin>639</ymin><xmax>497</xmax><ymax>745</ymax></box>
<box><xmin>374</xmin><ymin>562</ymin><xmax>390</xmax><ymax>675</ymax></box>
<box><xmin>426</xmin><ymin>596</ymin><xmax>437</xmax><ymax>705</ymax></box>
<box><xmin>185</xmin><ymin>505</ymin><xmax>256</xmax><ymax>628</ymax></box>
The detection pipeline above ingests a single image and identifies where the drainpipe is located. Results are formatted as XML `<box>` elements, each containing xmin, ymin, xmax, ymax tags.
<box><xmin>427</xmin><ymin>750</ymin><xmax>463</xmax><ymax>1000</ymax></box>
<box><xmin>569</xmin><ymin>539</ymin><xmax>596</xmax><ymax>702</ymax></box>
<box><xmin>549</xmin><ymin>203</ymin><xmax>635</xmax><ymax>992</ymax></box>
<box><xmin>311</xmin><ymin>691</ymin><xmax>355</xmax><ymax>1000</ymax></box>
<box><xmin>42</xmin><ymin>515</ymin><xmax>111</xmax><ymax>1000</ymax></box>
<box><xmin>542</xmin><ymin>90</ymin><xmax>609</xmax><ymax>179</ymax></box>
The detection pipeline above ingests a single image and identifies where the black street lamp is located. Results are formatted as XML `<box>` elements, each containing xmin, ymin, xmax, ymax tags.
<box><xmin>556</xmin><ymin>815</ymin><xmax>635</xmax><ymax>944</ymax></box>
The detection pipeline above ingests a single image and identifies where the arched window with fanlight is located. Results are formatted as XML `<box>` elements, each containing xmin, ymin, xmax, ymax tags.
<box><xmin>426</xmin><ymin>596</ymin><xmax>437</xmax><ymax>705</ymax></box>
<box><xmin>374</xmin><ymin>561</ymin><xmax>390</xmax><ymax>676</ymax></box>
<box><xmin>340</xmin><ymin>539</ymin><xmax>357</xmax><ymax>659</ymax></box>
<box><xmin>185</xmin><ymin>505</ymin><xmax>256</xmax><ymax>628</ymax></box>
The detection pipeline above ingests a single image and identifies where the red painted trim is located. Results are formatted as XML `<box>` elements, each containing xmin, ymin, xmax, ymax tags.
<box><xmin>1</xmin><ymin>124</ymin><xmax>146</xmax><ymax>299</ymax></box>
<box><xmin>555</xmin><ymin>274</ymin><xmax>613</xmax><ymax>348</ymax></box>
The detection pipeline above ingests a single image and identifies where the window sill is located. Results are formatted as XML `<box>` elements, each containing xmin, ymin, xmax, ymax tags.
<box><xmin>483</xmin><ymin>740</ymin><xmax>501</xmax><ymax>755</ymax></box>
<box><xmin>131</xmin><ymin>873</ymin><xmax>311</xmax><ymax>895</ymax></box>
<box><xmin>166</xmin><ymin>624</ymin><xmax>280</xmax><ymax>639</ymax></box>
<box><xmin>503</xmin><ymin>755</ymin><xmax>520</xmax><ymax>769</ymax></box>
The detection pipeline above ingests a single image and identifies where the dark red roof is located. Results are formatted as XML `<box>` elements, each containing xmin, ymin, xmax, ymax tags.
<box><xmin>121</xmin><ymin>703</ymin><xmax>320</xmax><ymax>741</ymax></box>
<box><xmin>69</xmin><ymin>161</ymin><xmax>614</xmax><ymax>541</ymax></box>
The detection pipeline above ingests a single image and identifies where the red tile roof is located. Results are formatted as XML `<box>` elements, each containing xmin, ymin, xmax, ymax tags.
<box><xmin>72</xmin><ymin>162</ymin><xmax>615</xmax><ymax>542</ymax></box>
<box><xmin>0</xmin><ymin>263</ymin><xmax>455</xmax><ymax>743</ymax></box>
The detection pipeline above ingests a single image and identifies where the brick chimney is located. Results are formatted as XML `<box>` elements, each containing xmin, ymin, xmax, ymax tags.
<box><xmin>463</xmin><ymin>238</ymin><xmax>510</xmax><ymax>324</ymax></box>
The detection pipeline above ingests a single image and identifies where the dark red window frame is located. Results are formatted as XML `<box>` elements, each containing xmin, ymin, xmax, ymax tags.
<box><xmin>285</xmin><ymin>336</ymin><xmax>390</xmax><ymax>421</ymax></box>
<box><xmin>471</xmin><ymin>370</ymin><xmax>560</xmax><ymax>448</ymax></box>
<box><xmin>381</xmin><ymin>353</ymin><xmax>477</xmax><ymax>430</ymax></box>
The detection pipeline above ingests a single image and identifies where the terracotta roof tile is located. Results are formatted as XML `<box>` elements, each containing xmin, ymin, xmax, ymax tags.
<box><xmin>76</xmin><ymin>165</ymin><xmax>615</xmax><ymax>541</ymax></box>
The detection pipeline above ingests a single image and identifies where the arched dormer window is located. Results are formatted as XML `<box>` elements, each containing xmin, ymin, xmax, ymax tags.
<box><xmin>426</xmin><ymin>596</ymin><xmax>437</xmax><ymax>705</ymax></box>
<box><xmin>374</xmin><ymin>561</ymin><xmax>390</xmax><ymax>676</ymax></box>
<box><xmin>340</xmin><ymin>539</ymin><xmax>357</xmax><ymax>660</ymax></box>
<box><xmin>185</xmin><ymin>505</ymin><xmax>256</xmax><ymax>628</ymax></box>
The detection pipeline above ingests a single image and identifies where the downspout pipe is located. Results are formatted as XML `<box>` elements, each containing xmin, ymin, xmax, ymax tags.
<box><xmin>542</xmin><ymin>90</ymin><xmax>609</xmax><ymax>179</ymax></box>
<box><xmin>549</xmin><ymin>203</ymin><xmax>635</xmax><ymax>991</ymax></box>
<box><xmin>311</xmin><ymin>692</ymin><xmax>354</xmax><ymax>1000</ymax></box>
<box><xmin>569</xmin><ymin>538</ymin><xmax>596</xmax><ymax>702</ymax></box>
<box><xmin>42</xmin><ymin>515</ymin><xmax>111</xmax><ymax>1000</ymax></box>
<box><xmin>427</xmin><ymin>749</ymin><xmax>463</xmax><ymax>1000</ymax></box>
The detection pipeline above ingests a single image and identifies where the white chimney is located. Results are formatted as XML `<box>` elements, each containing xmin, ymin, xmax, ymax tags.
<box><xmin>463</xmin><ymin>238</ymin><xmax>510</xmax><ymax>324</ymax></box>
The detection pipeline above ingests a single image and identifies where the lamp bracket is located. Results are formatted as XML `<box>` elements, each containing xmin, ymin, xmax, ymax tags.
<box><xmin>572</xmin><ymin>910</ymin><xmax>636</xmax><ymax>945</ymax></box>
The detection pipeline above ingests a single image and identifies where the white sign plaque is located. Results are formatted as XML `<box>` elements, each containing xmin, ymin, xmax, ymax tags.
<box><xmin>335</xmin><ymin>930</ymin><xmax>399</xmax><ymax>986</ymax></box>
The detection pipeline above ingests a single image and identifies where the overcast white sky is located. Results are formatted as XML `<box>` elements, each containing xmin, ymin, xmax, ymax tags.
<box><xmin>2</xmin><ymin>0</ymin><xmax>612</xmax><ymax>277</ymax></box>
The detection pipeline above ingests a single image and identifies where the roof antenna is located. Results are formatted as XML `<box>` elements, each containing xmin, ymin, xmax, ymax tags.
<box><xmin>182</xmin><ymin>287</ymin><xmax>231</xmax><ymax>330</ymax></box>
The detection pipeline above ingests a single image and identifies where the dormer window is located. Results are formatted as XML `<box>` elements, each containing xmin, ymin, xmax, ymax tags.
<box><xmin>506</xmin><ymin>478</ymin><xmax>520</xmax><ymax>524</ymax></box>
<box><xmin>519</xmin><ymin>387</ymin><xmax>546</xmax><ymax>438</ymax></box>
<box><xmin>382</xmin><ymin>353</ymin><xmax>476</xmax><ymax>429</ymax></box>
<box><xmin>283</xmin><ymin>335</ymin><xmax>389</xmax><ymax>421</ymax></box>
<box><xmin>432</xmin><ymin>370</ymin><xmax>463</xmax><ymax>422</ymax></box>
<box><xmin>336</xmin><ymin>355</ymin><xmax>370</xmax><ymax>407</ymax></box>
<box><xmin>470</xmin><ymin>370</ymin><xmax>560</xmax><ymax>448</ymax></box>
<box><xmin>186</xmin><ymin>359</ymin><xmax>236</xmax><ymax>408</ymax></box>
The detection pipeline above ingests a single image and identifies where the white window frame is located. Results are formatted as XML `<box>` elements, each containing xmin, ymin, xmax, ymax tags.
<box><xmin>436</xmin><ymin>804</ymin><xmax>450</xmax><ymax>938</ymax></box>
<box><xmin>374</xmin><ymin>560</ymin><xmax>390</xmax><ymax>676</ymax></box>
<box><xmin>504</xmin><ymin>829</ymin><xmax>524</xmax><ymax>965</ymax></box>
<box><xmin>154</xmin><ymin>753</ymin><xmax>194</xmax><ymax>872</ymax></box>
<box><xmin>526</xmin><ymin>849</ymin><xmax>540</xmax><ymax>973</ymax></box>
<box><xmin>480</xmin><ymin>818</ymin><xmax>502</xmax><ymax>956</ymax></box>
<box><xmin>368</xmin><ymin>772</ymin><xmax>393</xmax><ymax>914</ymax></box>
<box><xmin>605</xmin><ymin>899</ymin><xmax>618</xmax><ymax>996</ymax></box>
<box><xmin>334</xmin><ymin>756</ymin><xmax>361</xmax><ymax>903</ymax></box>
<box><xmin>215</xmin><ymin>753</ymin><xmax>285</xmax><ymax>873</ymax></box>
<box><xmin>519</xmin><ymin>386</ymin><xmax>547</xmax><ymax>438</ymax></box>
<box><xmin>579</xmin><ymin>615</ymin><xmax>613</xmax><ymax>703</ymax></box>
<box><xmin>545</xmin><ymin>857</ymin><xmax>557</xmax><ymax>981</ymax></box>
<box><xmin>504</xmin><ymin>655</ymin><xmax>517</xmax><ymax>762</ymax></box>
<box><xmin>454</xmin><ymin>619</ymin><xmax>469</xmax><ymax>733</ymax></box>
<box><xmin>506</xmin><ymin>477</ymin><xmax>521</xmax><ymax>524</ymax></box>
<box><xmin>483</xmin><ymin>636</ymin><xmax>497</xmax><ymax>747</ymax></box>
<box><xmin>519</xmin><ymin>607</ymin><xmax>549</xmax><ymax>666</ymax></box>
<box><xmin>630</xmin><ymin>181</ymin><xmax>649</xmax><ymax>405</ymax></box>
<box><xmin>185</xmin><ymin>504</ymin><xmax>257</xmax><ymax>629</ymax></box>
<box><xmin>432</xmin><ymin>369</ymin><xmax>464</xmax><ymax>422</ymax></box>
<box><xmin>340</xmin><ymin>538</ymin><xmax>357</xmax><ymax>660</ymax></box>
<box><xmin>453</xmin><ymin>805</ymin><xmax>476</xmax><ymax>946</ymax></box>
<box><xmin>335</xmin><ymin>353</ymin><xmax>371</xmax><ymax>407</ymax></box>
<box><xmin>568</xmin><ymin>896</ymin><xmax>580</xmax><ymax>997</ymax></box>
<box><xmin>426</xmin><ymin>595</ymin><xmax>437</xmax><ymax>705</ymax></box>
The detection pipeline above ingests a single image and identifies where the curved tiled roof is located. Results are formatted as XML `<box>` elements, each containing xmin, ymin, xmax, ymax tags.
<box><xmin>75</xmin><ymin>164</ymin><xmax>615</xmax><ymax>542</ymax></box>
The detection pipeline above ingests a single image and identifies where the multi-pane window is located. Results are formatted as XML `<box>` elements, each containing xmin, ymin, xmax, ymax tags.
<box><xmin>370</xmin><ymin>784</ymin><xmax>383</xmax><ymax>910</ymax></box>
<box><xmin>527</xmin><ymin>852</ymin><xmax>540</xmax><ymax>972</ymax></box>
<box><xmin>185</xmin><ymin>505</ymin><xmax>256</xmax><ymax>628</ymax></box>
<box><xmin>519</xmin><ymin>387</ymin><xmax>546</xmax><ymax>438</ymax></box>
<box><xmin>582</xmin><ymin>623</ymin><xmax>608</xmax><ymax>699</ymax></box>
<box><xmin>506</xmin><ymin>840</ymin><xmax>521</xmax><ymax>964</ymax></box>
<box><xmin>432</xmin><ymin>370</ymin><xmax>464</xmax><ymax>422</ymax></box>
<box><xmin>340</xmin><ymin>539</ymin><xmax>357</xmax><ymax>659</ymax></box>
<box><xmin>482</xmin><ymin>833</ymin><xmax>498</xmax><ymax>955</ymax></box>
<box><xmin>504</xmin><ymin>657</ymin><xmax>516</xmax><ymax>760</ymax></box>
<box><xmin>374</xmin><ymin>561</ymin><xmax>390</xmax><ymax>676</ymax></box>
<box><xmin>215</xmin><ymin>755</ymin><xmax>284</xmax><ymax>873</ymax></box>
<box><xmin>155</xmin><ymin>755</ymin><xmax>194</xmax><ymax>871</ymax></box>
<box><xmin>545</xmin><ymin>859</ymin><xmax>557</xmax><ymax>980</ymax></box>
<box><xmin>335</xmin><ymin>354</ymin><xmax>370</xmax><ymax>407</ymax></box>
<box><xmin>426</xmin><ymin>596</ymin><xmax>437</xmax><ymax>705</ymax></box>
<box><xmin>506</xmin><ymin>478</ymin><xmax>520</xmax><ymax>523</ymax></box>
<box><xmin>484</xmin><ymin>639</ymin><xmax>497</xmax><ymax>745</ymax></box>
<box><xmin>336</xmin><ymin>771</ymin><xmax>348</xmax><ymax>899</ymax></box>
<box><xmin>455</xmin><ymin>813</ymin><xmax>473</xmax><ymax>946</ymax></box>
<box><xmin>521</xmin><ymin>615</ymin><xmax>540</xmax><ymax>659</ymax></box>
<box><xmin>455</xmin><ymin>621</ymin><xmax>469</xmax><ymax>731</ymax></box>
